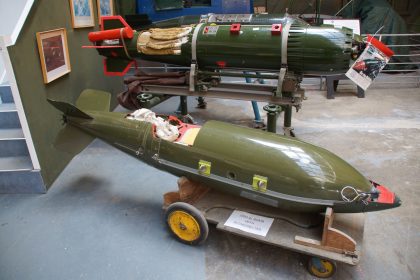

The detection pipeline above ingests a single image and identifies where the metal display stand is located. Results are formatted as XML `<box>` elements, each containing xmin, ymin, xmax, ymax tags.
<box><xmin>140</xmin><ymin>81</ymin><xmax>303</xmax><ymax>135</ymax></box>
<box><xmin>163</xmin><ymin>177</ymin><xmax>365</xmax><ymax>278</ymax></box>
<box><xmin>145</xmin><ymin>23</ymin><xmax>302</xmax><ymax>134</ymax></box>
<box><xmin>326</xmin><ymin>74</ymin><xmax>365</xmax><ymax>99</ymax></box>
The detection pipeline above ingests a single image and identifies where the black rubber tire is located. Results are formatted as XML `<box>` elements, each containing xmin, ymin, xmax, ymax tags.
<box><xmin>165</xmin><ymin>202</ymin><xmax>209</xmax><ymax>245</ymax></box>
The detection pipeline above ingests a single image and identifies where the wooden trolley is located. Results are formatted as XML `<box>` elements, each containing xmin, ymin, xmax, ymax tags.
<box><xmin>163</xmin><ymin>177</ymin><xmax>365</xmax><ymax>278</ymax></box>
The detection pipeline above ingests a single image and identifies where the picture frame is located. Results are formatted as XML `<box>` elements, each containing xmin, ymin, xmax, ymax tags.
<box><xmin>97</xmin><ymin>0</ymin><xmax>114</xmax><ymax>24</ymax></box>
<box><xmin>36</xmin><ymin>29</ymin><xmax>71</xmax><ymax>84</ymax></box>
<box><xmin>69</xmin><ymin>0</ymin><xmax>95</xmax><ymax>28</ymax></box>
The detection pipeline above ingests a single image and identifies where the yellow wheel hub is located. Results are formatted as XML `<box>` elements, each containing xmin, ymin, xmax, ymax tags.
<box><xmin>309</xmin><ymin>259</ymin><xmax>335</xmax><ymax>278</ymax></box>
<box><xmin>168</xmin><ymin>210</ymin><xmax>201</xmax><ymax>242</ymax></box>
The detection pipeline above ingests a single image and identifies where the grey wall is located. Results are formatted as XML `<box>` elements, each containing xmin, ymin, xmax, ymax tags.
<box><xmin>0</xmin><ymin>56</ymin><xmax>5</xmax><ymax>84</ymax></box>
<box><xmin>0</xmin><ymin>0</ymin><xmax>29</xmax><ymax>36</ymax></box>
<box><xmin>7</xmin><ymin>0</ymin><xmax>123</xmax><ymax>188</ymax></box>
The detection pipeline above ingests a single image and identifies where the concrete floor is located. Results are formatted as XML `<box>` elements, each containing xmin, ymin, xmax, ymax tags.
<box><xmin>0</xmin><ymin>83</ymin><xmax>419</xmax><ymax>280</ymax></box>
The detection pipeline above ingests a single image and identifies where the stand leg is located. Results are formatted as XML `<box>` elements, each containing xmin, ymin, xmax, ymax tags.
<box><xmin>196</xmin><ymin>97</ymin><xmax>207</xmax><ymax>109</ymax></box>
<box><xmin>263</xmin><ymin>104</ymin><xmax>282</xmax><ymax>133</ymax></box>
<box><xmin>357</xmin><ymin>86</ymin><xmax>365</xmax><ymax>98</ymax></box>
<box><xmin>251</xmin><ymin>101</ymin><xmax>265</xmax><ymax>128</ymax></box>
<box><xmin>326</xmin><ymin>76</ymin><xmax>335</xmax><ymax>99</ymax></box>
<box><xmin>244</xmin><ymin>71</ymin><xmax>265</xmax><ymax>129</ymax></box>
<box><xmin>180</xmin><ymin>96</ymin><xmax>188</xmax><ymax>115</ymax></box>
<box><xmin>177</xmin><ymin>96</ymin><xmax>195</xmax><ymax>124</ymax></box>
<box><xmin>283</xmin><ymin>105</ymin><xmax>295</xmax><ymax>137</ymax></box>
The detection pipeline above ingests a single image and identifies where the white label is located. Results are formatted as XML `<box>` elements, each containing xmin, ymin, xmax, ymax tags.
<box><xmin>203</xmin><ymin>26</ymin><xmax>219</xmax><ymax>35</ymax></box>
<box><xmin>346</xmin><ymin>42</ymin><xmax>390</xmax><ymax>90</ymax></box>
<box><xmin>323</xmin><ymin>19</ymin><xmax>361</xmax><ymax>35</ymax></box>
<box><xmin>224</xmin><ymin>210</ymin><xmax>274</xmax><ymax>237</ymax></box>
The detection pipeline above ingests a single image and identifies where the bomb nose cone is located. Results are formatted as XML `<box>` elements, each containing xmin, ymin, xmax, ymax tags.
<box><xmin>393</xmin><ymin>194</ymin><xmax>402</xmax><ymax>208</ymax></box>
<box><xmin>371</xmin><ymin>183</ymin><xmax>402</xmax><ymax>211</ymax></box>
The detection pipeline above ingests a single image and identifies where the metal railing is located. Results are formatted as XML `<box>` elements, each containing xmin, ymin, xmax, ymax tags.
<box><xmin>305</xmin><ymin>33</ymin><xmax>420</xmax><ymax>90</ymax></box>
<box><xmin>366</xmin><ymin>33</ymin><xmax>420</xmax><ymax>87</ymax></box>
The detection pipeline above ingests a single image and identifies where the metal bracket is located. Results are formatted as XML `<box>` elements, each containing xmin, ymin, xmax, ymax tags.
<box><xmin>140</xmin><ymin>82</ymin><xmax>302</xmax><ymax>106</ymax></box>
<box><xmin>283</xmin><ymin>127</ymin><xmax>295</xmax><ymax>137</ymax></box>
<box><xmin>189</xmin><ymin>63</ymin><xmax>197</xmax><ymax>92</ymax></box>
<box><xmin>189</xmin><ymin>23</ymin><xmax>203</xmax><ymax>92</ymax></box>
<box><xmin>198</xmin><ymin>160</ymin><xmax>211</xmax><ymax>176</ymax></box>
<box><xmin>275</xmin><ymin>22</ymin><xmax>292</xmax><ymax>97</ymax></box>
<box><xmin>179</xmin><ymin>113</ymin><xmax>195</xmax><ymax>124</ymax></box>
<box><xmin>135</xmin><ymin>147</ymin><xmax>144</xmax><ymax>156</ymax></box>
<box><xmin>276</xmin><ymin>66</ymin><xmax>287</xmax><ymax>97</ymax></box>
<box><xmin>191</xmin><ymin>23</ymin><xmax>203</xmax><ymax>62</ymax></box>
<box><xmin>252</xmin><ymin>175</ymin><xmax>268</xmax><ymax>192</ymax></box>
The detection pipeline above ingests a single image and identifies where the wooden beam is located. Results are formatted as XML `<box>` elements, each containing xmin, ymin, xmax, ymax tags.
<box><xmin>295</xmin><ymin>207</ymin><xmax>357</xmax><ymax>254</ymax></box>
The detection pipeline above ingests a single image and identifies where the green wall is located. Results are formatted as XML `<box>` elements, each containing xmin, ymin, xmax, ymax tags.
<box><xmin>8</xmin><ymin>0</ymin><xmax>123</xmax><ymax>188</ymax></box>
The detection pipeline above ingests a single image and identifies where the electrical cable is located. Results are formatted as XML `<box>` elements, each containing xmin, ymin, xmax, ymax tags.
<box><xmin>335</xmin><ymin>0</ymin><xmax>355</xmax><ymax>16</ymax></box>
<box><xmin>340</xmin><ymin>186</ymin><xmax>370</xmax><ymax>205</ymax></box>
<box><xmin>203</xmin><ymin>205</ymin><xmax>323</xmax><ymax>229</ymax></box>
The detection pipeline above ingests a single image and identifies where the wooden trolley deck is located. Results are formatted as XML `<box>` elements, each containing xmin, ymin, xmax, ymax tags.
<box><xmin>163</xmin><ymin>177</ymin><xmax>365</xmax><ymax>277</ymax></box>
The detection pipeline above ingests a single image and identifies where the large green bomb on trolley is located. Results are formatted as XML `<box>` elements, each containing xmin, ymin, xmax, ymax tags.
<box><xmin>48</xmin><ymin>90</ymin><xmax>401</xmax><ymax>213</ymax></box>
<box><xmin>86</xmin><ymin>15</ymin><xmax>355</xmax><ymax>76</ymax></box>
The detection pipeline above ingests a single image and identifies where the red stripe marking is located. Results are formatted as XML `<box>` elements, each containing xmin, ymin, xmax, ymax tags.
<box><xmin>367</xmin><ymin>35</ymin><xmax>395</xmax><ymax>57</ymax></box>
<box><xmin>376</xmin><ymin>185</ymin><xmax>395</xmax><ymax>204</ymax></box>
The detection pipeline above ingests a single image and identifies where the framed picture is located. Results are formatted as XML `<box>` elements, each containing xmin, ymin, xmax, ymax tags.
<box><xmin>36</xmin><ymin>29</ymin><xmax>71</xmax><ymax>84</ymax></box>
<box><xmin>97</xmin><ymin>0</ymin><xmax>114</xmax><ymax>23</ymax></box>
<box><xmin>69</xmin><ymin>0</ymin><xmax>95</xmax><ymax>28</ymax></box>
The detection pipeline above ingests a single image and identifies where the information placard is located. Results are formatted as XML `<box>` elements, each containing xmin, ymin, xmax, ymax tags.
<box><xmin>224</xmin><ymin>210</ymin><xmax>274</xmax><ymax>237</ymax></box>
<box><xmin>346</xmin><ymin>35</ymin><xmax>394</xmax><ymax>90</ymax></box>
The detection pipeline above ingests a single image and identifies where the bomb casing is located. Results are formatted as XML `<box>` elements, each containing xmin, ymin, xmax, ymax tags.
<box><xmin>87</xmin><ymin>15</ymin><xmax>356</xmax><ymax>76</ymax></box>
<box><xmin>48</xmin><ymin>90</ymin><xmax>401</xmax><ymax>213</ymax></box>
